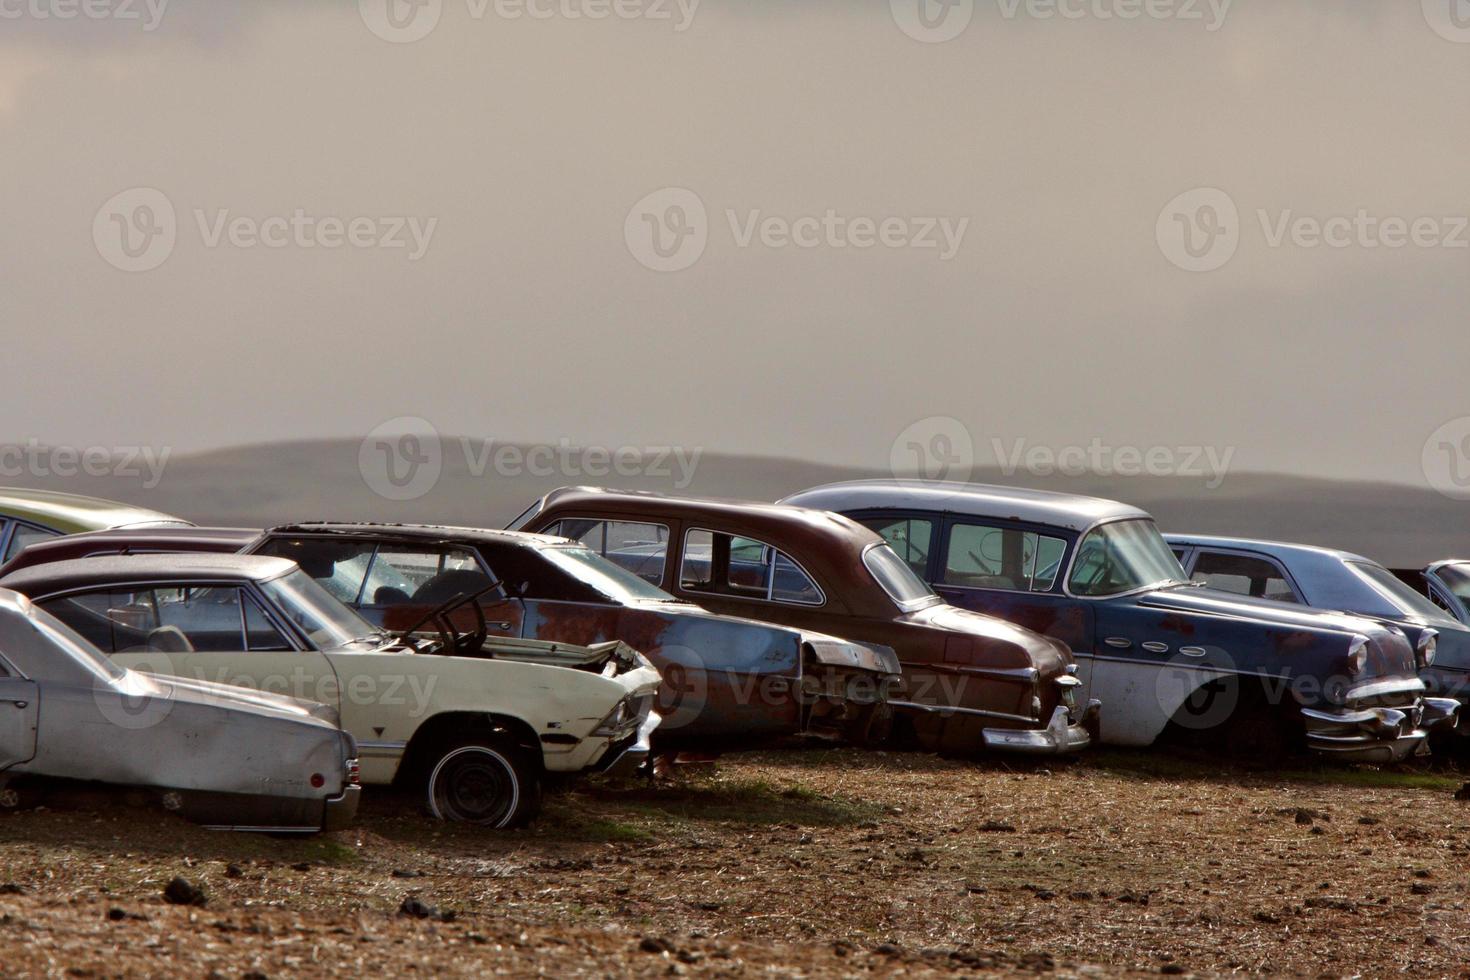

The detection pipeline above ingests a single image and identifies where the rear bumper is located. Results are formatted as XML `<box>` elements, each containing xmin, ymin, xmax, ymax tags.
<box><xmin>593</xmin><ymin>709</ymin><xmax>661</xmax><ymax>778</ymax></box>
<box><xmin>1301</xmin><ymin>696</ymin><xmax>1459</xmax><ymax>763</ymax></box>
<box><xmin>323</xmin><ymin>784</ymin><xmax>361</xmax><ymax>832</ymax></box>
<box><xmin>982</xmin><ymin>700</ymin><xmax>1100</xmax><ymax>756</ymax></box>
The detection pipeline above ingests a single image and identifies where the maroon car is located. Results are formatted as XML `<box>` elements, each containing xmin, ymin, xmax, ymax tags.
<box><xmin>510</xmin><ymin>487</ymin><xmax>1099</xmax><ymax>756</ymax></box>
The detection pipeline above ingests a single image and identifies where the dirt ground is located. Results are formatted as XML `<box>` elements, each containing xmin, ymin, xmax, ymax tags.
<box><xmin>2</xmin><ymin>746</ymin><xmax>1469</xmax><ymax>978</ymax></box>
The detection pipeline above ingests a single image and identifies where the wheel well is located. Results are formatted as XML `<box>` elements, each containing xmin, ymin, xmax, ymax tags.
<box><xmin>1159</xmin><ymin>674</ymin><xmax>1304</xmax><ymax>752</ymax></box>
<box><xmin>394</xmin><ymin>712</ymin><xmax>542</xmax><ymax>789</ymax></box>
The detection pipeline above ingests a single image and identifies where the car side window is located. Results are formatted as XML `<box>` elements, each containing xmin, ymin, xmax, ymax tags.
<box><xmin>254</xmin><ymin>539</ymin><xmax>375</xmax><ymax>604</ymax></box>
<box><xmin>40</xmin><ymin>586</ymin><xmax>273</xmax><ymax>653</ymax></box>
<box><xmin>1191</xmin><ymin>551</ymin><xmax>1300</xmax><ymax>603</ymax></box>
<box><xmin>363</xmin><ymin>545</ymin><xmax>491</xmax><ymax>607</ymax></box>
<box><xmin>679</xmin><ymin>529</ymin><xmax>822</xmax><ymax>605</ymax></box>
<box><xmin>544</xmin><ymin>519</ymin><xmax>670</xmax><ymax>586</ymax></box>
<box><xmin>242</xmin><ymin>594</ymin><xmax>293</xmax><ymax>651</ymax></box>
<box><xmin>3</xmin><ymin>522</ymin><xmax>60</xmax><ymax>563</ymax></box>
<box><xmin>943</xmin><ymin>522</ymin><xmax>1068</xmax><ymax>593</ymax></box>
<box><xmin>859</xmin><ymin>518</ymin><xmax>933</xmax><ymax>577</ymax></box>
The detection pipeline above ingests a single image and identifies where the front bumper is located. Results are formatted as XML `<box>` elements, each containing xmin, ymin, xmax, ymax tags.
<box><xmin>982</xmin><ymin>700</ymin><xmax>1100</xmax><ymax>756</ymax></box>
<box><xmin>592</xmin><ymin>709</ymin><xmax>662</xmax><ymax>778</ymax></box>
<box><xmin>1301</xmin><ymin>696</ymin><xmax>1459</xmax><ymax>764</ymax></box>
<box><xmin>323</xmin><ymin>784</ymin><xmax>362</xmax><ymax>832</ymax></box>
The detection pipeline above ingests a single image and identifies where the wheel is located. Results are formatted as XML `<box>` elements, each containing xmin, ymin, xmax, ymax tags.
<box><xmin>844</xmin><ymin>702</ymin><xmax>894</xmax><ymax>748</ymax></box>
<box><xmin>425</xmin><ymin>740</ymin><xmax>541</xmax><ymax>827</ymax></box>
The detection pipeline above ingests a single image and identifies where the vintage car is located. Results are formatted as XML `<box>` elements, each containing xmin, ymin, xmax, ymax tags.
<box><xmin>780</xmin><ymin>481</ymin><xmax>1456</xmax><ymax>763</ymax></box>
<box><xmin>0</xmin><ymin>587</ymin><xmax>358</xmax><ymax>832</ymax></box>
<box><xmin>1164</xmin><ymin>536</ymin><xmax>1470</xmax><ymax>733</ymax></box>
<box><xmin>0</xmin><ymin>553</ymin><xmax>662</xmax><ymax>827</ymax></box>
<box><xmin>0</xmin><ymin>523</ymin><xmax>904</xmax><ymax>750</ymax></box>
<box><xmin>0</xmin><ymin>488</ymin><xmax>190</xmax><ymax>566</ymax></box>
<box><xmin>510</xmin><ymin>488</ymin><xmax>1099</xmax><ymax>757</ymax></box>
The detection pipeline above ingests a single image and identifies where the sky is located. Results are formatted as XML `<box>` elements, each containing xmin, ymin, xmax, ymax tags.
<box><xmin>2</xmin><ymin>0</ymin><xmax>1469</xmax><ymax>488</ymax></box>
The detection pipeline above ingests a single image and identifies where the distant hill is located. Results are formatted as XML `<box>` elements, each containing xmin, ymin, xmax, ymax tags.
<box><xmin>2</xmin><ymin>439</ymin><xmax>1466</xmax><ymax>566</ymax></box>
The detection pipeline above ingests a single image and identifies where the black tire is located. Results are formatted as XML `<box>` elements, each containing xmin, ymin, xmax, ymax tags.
<box><xmin>845</xmin><ymin>702</ymin><xmax>895</xmax><ymax>748</ymax></box>
<box><xmin>425</xmin><ymin>740</ymin><xmax>541</xmax><ymax>827</ymax></box>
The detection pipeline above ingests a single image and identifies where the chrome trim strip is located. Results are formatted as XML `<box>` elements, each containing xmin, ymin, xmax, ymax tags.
<box><xmin>889</xmin><ymin>700</ymin><xmax>1038</xmax><ymax>724</ymax></box>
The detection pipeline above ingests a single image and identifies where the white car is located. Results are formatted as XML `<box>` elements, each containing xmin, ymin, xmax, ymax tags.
<box><xmin>0</xmin><ymin>588</ymin><xmax>359</xmax><ymax>832</ymax></box>
<box><xmin>0</xmin><ymin>553</ymin><xmax>663</xmax><ymax>827</ymax></box>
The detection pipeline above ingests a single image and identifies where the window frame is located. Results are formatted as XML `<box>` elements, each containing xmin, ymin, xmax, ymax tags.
<box><xmin>678</xmin><ymin>526</ymin><xmax>827</xmax><ymax>608</ymax></box>
<box><xmin>0</xmin><ymin>519</ymin><xmax>62</xmax><ymax>565</ymax></box>
<box><xmin>937</xmin><ymin>518</ymin><xmax>1071</xmax><ymax>595</ymax></box>
<box><xmin>1183</xmin><ymin>547</ymin><xmax>1305</xmax><ymax>604</ymax></box>
<box><xmin>543</xmin><ymin>518</ymin><xmax>673</xmax><ymax>588</ymax></box>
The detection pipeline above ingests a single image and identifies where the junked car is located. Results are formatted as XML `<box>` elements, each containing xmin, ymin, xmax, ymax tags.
<box><xmin>1392</xmin><ymin>561</ymin><xmax>1470</xmax><ymax>628</ymax></box>
<box><xmin>0</xmin><ymin>553</ymin><xmax>662</xmax><ymax>827</ymax></box>
<box><xmin>1</xmin><ymin>523</ymin><xmax>905</xmax><ymax>750</ymax></box>
<box><xmin>1162</xmin><ymin>535</ymin><xmax>1470</xmax><ymax>746</ymax></box>
<box><xmin>780</xmin><ymin>481</ymin><xmax>1456</xmax><ymax>763</ymax></box>
<box><xmin>0</xmin><ymin>487</ymin><xmax>190</xmax><ymax>566</ymax></box>
<box><xmin>0</xmin><ymin>587</ymin><xmax>358</xmax><ymax>832</ymax></box>
<box><xmin>511</xmin><ymin>487</ymin><xmax>1099</xmax><ymax>757</ymax></box>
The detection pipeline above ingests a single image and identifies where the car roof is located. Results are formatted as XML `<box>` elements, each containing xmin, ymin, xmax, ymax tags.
<box><xmin>778</xmin><ymin>480</ymin><xmax>1151</xmax><ymax>533</ymax></box>
<box><xmin>0</xmin><ymin>487</ymin><xmax>193</xmax><ymax>534</ymax></box>
<box><xmin>1164</xmin><ymin>534</ymin><xmax>1374</xmax><ymax>566</ymax></box>
<box><xmin>0</xmin><ymin>552</ymin><xmax>299</xmax><ymax>597</ymax></box>
<box><xmin>267</xmin><ymin>522</ymin><xmax>572</xmax><ymax>549</ymax></box>
<box><xmin>0</xmin><ymin>526</ymin><xmax>260</xmax><ymax>577</ymax></box>
<box><xmin>531</xmin><ymin>487</ymin><xmax>885</xmax><ymax>551</ymax></box>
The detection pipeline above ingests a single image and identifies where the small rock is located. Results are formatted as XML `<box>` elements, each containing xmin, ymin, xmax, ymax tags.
<box><xmin>224</xmin><ymin>864</ymin><xmax>244</xmax><ymax>879</ymax></box>
<box><xmin>873</xmin><ymin>943</ymin><xmax>903</xmax><ymax>957</ymax></box>
<box><xmin>291</xmin><ymin>862</ymin><xmax>312</xmax><ymax>872</ymax></box>
<box><xmin>964</xmin><ymin>883</ymin><xmax>987</xmax><ymax>895</ymax></box>
<box><xmin>1252</xmin><ymin>911</ymin><xmax>1280</xmax><ymax>924</ymax></box>
<box><xmin>391</xmin><ymin>869</ymin><xmax>422</xmax><ymax>879</ymax></box>
<box><xmin>0</xmin><ymin>884</ymin><xmax>23</xmax><ymax>895</ymax></box>
<box><xmin>1357</xmin><ymin>816</ymin><xmax>1380</xmax><ymax>826</ymax></box>
<box><xmin>1294</xmin><ymin>810</ymin><xmax>1314</xmax><ymax>826</ymax></box>
<box><xmin>1161</xmin><ymin>965</ymin><xmax>1187</xmax><ymax>976</ymax></box>
<box><xmin>979</xmin><ymin>820</ymin><xmax>1017</xmax><ymax>833</ymax></box>
<box><xmin>1413</xmin><ymin>869</ymin><xmax>1432</xmax><ymax>879</ymax></box>
<box><xmin>106</xmin><ymin>908</ymin><xmax>127</xmax><ymax>922</ymax></box>
<box><xmin>639</xmin><ymin>936</ymin><xmax>673</xmax><ymax>954</ymax></box>
<box><xmin>694</xmin><ymin>901</ymin><xmax>721</xmax><ymax>912</ymax></box>
<box><xmin>162</xmin><ymin>877</ymin><xmax>207</xmax><ymax>907</ymax></box>
<box><xmin>1411</xmin><ymin>883</ymin><xmax>1435</xmax><ymax>895</ymax></box>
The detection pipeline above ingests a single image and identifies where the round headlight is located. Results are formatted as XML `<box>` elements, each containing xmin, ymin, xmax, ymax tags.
<box><xmin>1346</xmin><ymin>635</ymin><xmax>1369</xmax><ymax>677</ymax></box>
<box><xmin>1418</xmin><ymin>630</ymin><xmax>1438</xmax><ymax>668</ymax></box>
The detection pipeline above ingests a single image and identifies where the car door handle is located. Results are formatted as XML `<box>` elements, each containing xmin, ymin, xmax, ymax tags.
<box><xmin>1141</xmin><ymin>642</ymin><xmax>1169</xmax><ymax>654</ymax></box>
<box><xmin>1103</xmin><ymin>637</ymin><xmax>1132</xmax><ymax>649</ymax></box>
<box><xmin>1178</xmin><ymin>646</ymin><xmax>1207</xmax><ymax>658</ymax></box>
<box><xmin>0</xmin><ymin>699</ymin><xmax>29</xmax><ymax>709</ymax></box>
<box><xmin>489</xmin><ymin>622</ymin><xmax>513</xmax><ymax>631</ymax></box>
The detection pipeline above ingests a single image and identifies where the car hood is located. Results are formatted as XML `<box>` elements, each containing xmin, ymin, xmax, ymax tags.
<box><xmin>903</xmin><ymin>602</ymin><xmax>1074</xmax><ymax>676</ymax></box>
<box><xmin>1140</xmin><ymin>585</ymin><xmax>1401</xmax><ymax>637</ymax></box>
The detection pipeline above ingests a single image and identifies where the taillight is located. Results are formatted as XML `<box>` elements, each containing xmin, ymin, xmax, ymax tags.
<box><xmin>346</xmin><ymin>760</ymin><xmax>361</xmax><ymax>786</ymax></box>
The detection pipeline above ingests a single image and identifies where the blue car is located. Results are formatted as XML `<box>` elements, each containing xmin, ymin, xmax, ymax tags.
<box><xmin>1166</xmin><ymin>534</ymin><xmax>1470</xmax><ymax>743</ymax></box>
<box><xmin>781</xmin><ymin>481</ymin><xmax>1457</xmax><ymax>764</ymax></box>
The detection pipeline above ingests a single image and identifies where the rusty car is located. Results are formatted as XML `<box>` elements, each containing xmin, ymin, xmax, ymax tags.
<box><xmin>1</xmin><ymin>523</ymin><xmax>904</xmax><ymax>751</ymax></box>
<box><xmin>509</xmin><ymin>487</ymin><xmax>1099</xmax><ymax>756</ymax></box>
<box><xmin>0</xmin><ymin>553</ymin><xmax>662</xmax><ymax>827</ymax></box>
<box><xmin>780</xmin><ymin>480</ymin><xmax>1457</xmax><ymax>763</ymax></box>
<box><xmin>0</xmin><ymin>587</ymin><xmax>359</xmax><ymax>832</ymax></box>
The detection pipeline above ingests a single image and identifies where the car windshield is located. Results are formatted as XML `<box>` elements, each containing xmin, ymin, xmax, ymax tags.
<box><xmin>538</xmin><ymin>545</ymin><xmax>680</xmax><ymax>603</ymax></box>
<box><xmin>1349</xmin><ymin>561</ymin><xmax>1460</xmax><ymax>624</ymax></box>
<box><xmin>260</xmin><ymin>569</ymin><xmax>384</xmax><ymax>649</ymax></box>
<box><xmin>864</xmin><ymin>543</ymin><xmax>941</xmax><ymax>610</ymax></box>
<box><xmin>1068</xmin><ymin>519</ymin><xmax>1187</xmax><ymax>597</ymax></box>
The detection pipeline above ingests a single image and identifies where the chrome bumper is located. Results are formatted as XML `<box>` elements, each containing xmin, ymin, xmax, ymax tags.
<box><xmin>1301</xmin><ymin>696</ymin><xmax>1459</xmax><ymax>764</ymax></box>
<box><xmin>593</xmin><ymin>709</ymin><xmax>662</xmax><ymax>777</ymax></box>
<box><xmin>323</xmin><ymin>784</ymin><xmax>361</xmax><ymax>832</ymax></box>
<box><xmin>982</xmin><ymin>700</ymin><xmax>1099</xmax><ymax>756</ymax></box>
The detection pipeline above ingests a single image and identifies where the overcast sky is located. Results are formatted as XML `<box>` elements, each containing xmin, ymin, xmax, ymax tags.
<box><xmin>3</xmin><ymin>0</ymin><xmax>1468</xmax><ymax>487</ymax></box>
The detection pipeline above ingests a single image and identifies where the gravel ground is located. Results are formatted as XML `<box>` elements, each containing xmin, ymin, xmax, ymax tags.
<box><xmin>1</xmin><ymin>747</ymin><xmax>1468</xmax><ymax>978</ymax></box>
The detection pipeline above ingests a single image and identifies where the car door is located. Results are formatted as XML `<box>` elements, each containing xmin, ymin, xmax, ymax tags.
<box><xmin>0</xmin><ymin>662</ymin><xmax>38</xmax><ymax>770</ymax></box>
<box><xmin>35</xmin><ymin>584</ymin><xmax>341</xmax><ymax>712</ymax></box>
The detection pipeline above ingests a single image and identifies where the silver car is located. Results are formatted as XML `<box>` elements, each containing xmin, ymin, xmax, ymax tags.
<box><xmin>0</xmin><ymin>588</ymin><xmax>360</xmax><ymax>832</ymax></box>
